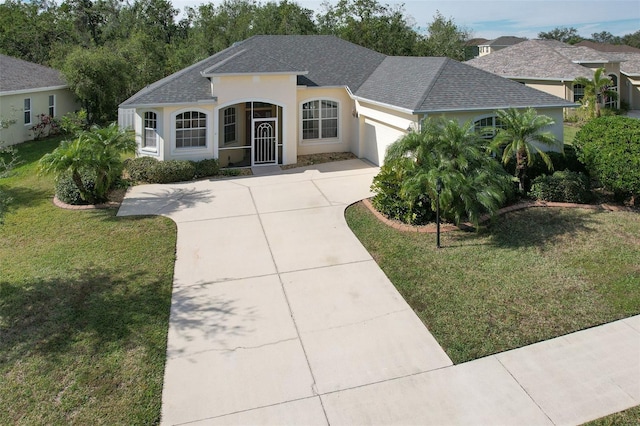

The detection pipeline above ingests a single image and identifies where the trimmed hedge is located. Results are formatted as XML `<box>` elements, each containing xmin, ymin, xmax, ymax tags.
<box><xmin>573</xmin><ymin>116</ymin><xmax>640</xmax><ymax>201</ymax></box>
<box><xmin>55</xmin><ymin>170</ymin><xmax>97</xmax><ymax>205</ymax></box>
<box><xmin>124</xmin><ymin>157</ymin><xmax>222</xmax><ymax>183</ymax></box>
<box><xmin>530</xmin><ymin>171</ymin><xmax>592</xmax><ymax>204</ymax></box>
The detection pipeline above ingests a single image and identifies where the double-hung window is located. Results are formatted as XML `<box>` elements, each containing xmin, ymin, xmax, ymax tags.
<box><xmin>573</xmin><ymin>84</ymin><xmax>585</xmax><ymax>103</ymax></box>
<box><xmin>24</xmin><ymin>98</ymin><xmax>31</xmax><ymax>125</ymax></box>
<box><xmin>143</xmin><ymin>111</ymin><xmax>158</xmax><ymax>150</ymax></box>
<box><xmin>175</xmin><ymin>111</ymin><xmax>207</xmax><ymax>148</ymax></box>
<box><xmin>302</xmin><ymin>100</ymin><xmax>338</xmax><ymax>141</ymax></box>
<box><xmin>48</xmin><ymin>95</ymin><xmax>55</xmax><ymax>117</ymax></box>
<box><xmin>223</xmin><ymin>107</ymin><xmax>236</xmax><ymax>145</ymax></box>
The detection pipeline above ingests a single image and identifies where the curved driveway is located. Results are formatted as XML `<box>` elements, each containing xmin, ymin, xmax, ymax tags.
<box><xmin>118</xmin><ymin>159</ymin><xmax>640</xmax><ymax>425</ymax></box>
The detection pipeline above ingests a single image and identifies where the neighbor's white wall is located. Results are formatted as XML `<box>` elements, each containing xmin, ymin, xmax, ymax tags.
<box><xmin>0</xmin><ymin>88</ymin><xmax>79</xmax><ymax>146</ymax></box>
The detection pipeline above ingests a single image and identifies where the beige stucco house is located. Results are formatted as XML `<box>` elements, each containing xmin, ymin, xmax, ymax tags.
<box><xmin>477</xmin><ymin>36</ymin><xmax>527</xmax><ymax>57</ymax></box>
<box><xmin>0</xmin><ymin>54</ymin><xmax>79</xmax><ymax>146</ymax></box>
<box><xmin>119</xmin><ymin>35</ymin><xmax>575</xmax><ymax>168</ymax></box>
<box><xmin>467</xmin><ymin>40</ymin><xmax>629</xmax><ymax>113</ymax></box>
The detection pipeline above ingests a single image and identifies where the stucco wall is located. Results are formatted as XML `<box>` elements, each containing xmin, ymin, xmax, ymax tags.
<box><xmin>0</xmin><ymin>88</ymin><xmax>79</xmax><ymax>146</ymax></box>
<box><xmin>621</xmin><ymin>74</ymin><xmax>640</xmax><ymax>109</ymax></box>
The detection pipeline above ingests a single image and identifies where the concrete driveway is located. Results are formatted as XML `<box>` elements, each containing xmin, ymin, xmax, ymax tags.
<box><xmin>118</xmin><ymin>159</ymin><xmax>640</xmax><ymax>425</ymax></box>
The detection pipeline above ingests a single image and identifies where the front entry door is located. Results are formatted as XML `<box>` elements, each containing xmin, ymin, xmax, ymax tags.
<box><xmin>252</xmin><ymin>118</ymin><xmax>277</xmax><ymax>165</ymax></box>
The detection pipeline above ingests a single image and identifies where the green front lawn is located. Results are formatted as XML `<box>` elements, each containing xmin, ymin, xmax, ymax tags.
<box><xmin>0</xmin><ymin>138</ymin><xmax>176</xmax><ymax>424</ymax></box>
<box><xmin>346</xmin><ymin>202</ymin><xmax>640</xmax><ymax>364</ymax></box>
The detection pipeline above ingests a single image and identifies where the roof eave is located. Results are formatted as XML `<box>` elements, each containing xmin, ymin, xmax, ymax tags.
<box><xmin>201</xmin><ymin>70</ymin><xmax>308</xmax><ymax>78</ymax></box>
<box><xmin>119</xmin><ymin>99</ymin><xmax>218</xmax><ymax>109</ymax></box>
<box><xmin>350</xmin><ymin>94</ymin><xmax>415</xmax><ymax>115</ymax></box>
<box><xmin>415</xmin><ymin>103</ymin><xmax>579</xmax><ymax>115</ymax></box>
<box><xmin>0</xmin><ymin>85</ymin><xmax>69</xmax><ymax>96</ymax></box>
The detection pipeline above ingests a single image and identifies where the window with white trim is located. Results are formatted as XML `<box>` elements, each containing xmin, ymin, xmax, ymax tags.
<box><xmin>48</xmin><ymin>95</ymin><xmax>55</xmax><ymax>117</ymax></box>
<box><xmin>302</xmin><ymin>100</ymin><xmax>338</xmax><ymax>140</ymax></box>
<box><xmin>143</xmin><ymin>111</ymin><xmax>158</xmax><ymax>150</ymax></box>
<box><xmin>573</xmin><ymin>83</ymin><xmax>585</xmax><ymax>102</ymax></box>
<box><xmin>24</xmin><ymin>98</ymin><xmax>31</xmax><ymax>125</ymax></box>
<box><xmin>175</xmin><ymin>111</ymin><xmax>207</xmax><ymax>148</ymax></box>
<box><xmin>223</xmin><ymin>107</ymin><xmax>236</xmax><ymax>145</ymax></box>
<box><xmin>474</xmin><ymin>115</ymin><xmax>504</xmax><ymax>139</ymax></box>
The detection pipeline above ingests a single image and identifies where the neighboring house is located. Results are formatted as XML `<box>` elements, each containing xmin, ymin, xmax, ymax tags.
<box><xmin>0</xmin><ymin>54</ymin><xmax>79</xmax><ymax>145</ymax></box>
<box><xmin>119</xmin><ymin>35</ymin><xmax>574</xmax><ymax>168</ymax></box>
<box><xmin>465</xmin><ymin>38</ymin><xmax>489</xmax><ymax>60</ymax></box>
<box><xmin>467</xmin><ymin>40</ymin><xmax>625</xmax><ymax>112</ymax></box>
<box><xmin>477</xmin><ymin>36</ymin><xmax>527</xmax><ymax>57</ymax></box>
<box><xmin>576</xmin><ymin>41</ymin><xmax>640</xmax><ymax>110</ymax></box>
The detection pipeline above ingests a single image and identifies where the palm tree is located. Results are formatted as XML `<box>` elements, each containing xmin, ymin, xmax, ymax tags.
<box><xmin>381</xmin><ymin>117</ymin><xmax>513</xmax><ymax>226</ymax></box>
<box><xmin>40</xmin><ymin>123</ymin><xmax>135</xmax><ymax>204</ymax></box>
<box><xmin>490</xmin><ymin>108</ymin><xmax>560</xmax><ymax>193</ymax></box>
<box><xmin>574</xmin><ymin>68</ymin><xmax>618</xmax><ymax>118</ymax></box>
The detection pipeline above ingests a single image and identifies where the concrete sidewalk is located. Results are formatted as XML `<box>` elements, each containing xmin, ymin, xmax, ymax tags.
<box><xmin>118</xmin><ymin>159</ymin><xmax>640</xmax><ymax>425</ymax></box>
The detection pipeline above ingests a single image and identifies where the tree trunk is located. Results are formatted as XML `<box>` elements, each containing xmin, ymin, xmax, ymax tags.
<box><xmin>71</xmin><ymin>170</ymin><xmax>95</xmax><ymax>204</ymax></box>
<box><xmin>516</xmin><ymin>149</ymin><xmax>527</xmax><ymax>193</ymax></box>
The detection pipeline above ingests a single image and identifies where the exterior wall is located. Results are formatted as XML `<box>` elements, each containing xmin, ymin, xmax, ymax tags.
<box><xmin>355</xmin><ymin>100</ymin><xmax>416</xmax><ymax>166</ymax></box>
<box><xmin>621</xmin><ymin>74</ymin><xmax>640</xmax><ymax>109</ymax></box>
<box><xmin>439</xmin><ymin>108</ymin><xmax>565</xmax><ymax>151</ymax></box>
<box><xmin>296</xmin><ymin>87</ymin><xmax>355</xmax><ymax>156</ymax></box>
<box><xmin>0</xmin><ymin>88</ymin><xmax>79</xmax><ymax>146</ymax></box>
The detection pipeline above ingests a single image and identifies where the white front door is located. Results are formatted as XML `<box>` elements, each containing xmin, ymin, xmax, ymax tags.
<box><xmin>252</xmin><ymin>118</ymin><xmax>278</xmax><ymax>165</ymax></box>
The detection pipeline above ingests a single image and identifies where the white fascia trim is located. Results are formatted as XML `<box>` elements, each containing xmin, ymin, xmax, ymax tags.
<box><xmin>119</xmin><ymin>100</ymin><xmax>217</xmax><ymax>109</ymax></box>
<box><xmin>0</xmin><ymin>85</ymin><xmax>69</xmax><ymax>96</ymax></box>
<box><xmin>504</xmin><ymin>76</ymin><xmax>580</xmax><ymax>82</ymax></box>
<box><xmin>621</xmin><ymin>71</ymin><xmax>640</xmax><ymax>78</ymax></box>
<box><xmin>201</xmin><ymin>71</ymin><xmax>308</xmax><ymax>77</ymax></box>
<box><xmin>571</xmin><ymin>60</ymin><xmax>617</xmax><ymax>64</ymax></box>
<box><xmin>297</xmin><ymin>85</ymin><xmax>347</xmax><ymax>90</ymax></box>
<box><xmin>416</xmin><ymin>104</ymin><xmax>580</xmax><ymax>114</ymax></box>
<box><xmin>350</xmin><ymin>94</ymin><xmax>414</xmax><ymax>115</ymax></box>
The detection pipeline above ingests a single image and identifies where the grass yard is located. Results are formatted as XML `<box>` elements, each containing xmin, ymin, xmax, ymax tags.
<box><xmin>564</xmin><ymin>123</ymin><xmax>580</xmax><ymax>145</ymax></box>
<box><xmin>0</xmin><ymin>138</ymin><xmax>177</xmax><ymax>424</ymax></box>
<box><xmin>346</xmin><ymin>202</ymin><xmax>640</xmax><ymax>364</ymax></box>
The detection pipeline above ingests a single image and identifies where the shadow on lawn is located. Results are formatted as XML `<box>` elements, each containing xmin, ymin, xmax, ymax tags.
<box><xmin>2</xmin><ymin>185</ymin><xmax>51</xmax><ymax>210</ymax></box>
<box><xmin>0</xmin><ymin>266</ymin><xmax>171</xmax><ymax>366</ymax></box>
<box><xmin>484</xmin><ymin>207</ymin><xmax>600</xmax><ymax>250</ymax></box>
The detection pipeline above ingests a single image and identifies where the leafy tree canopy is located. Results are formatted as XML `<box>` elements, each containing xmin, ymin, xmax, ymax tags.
<box><xmin>538</xmin><ymin>26</ymin><xmax>583</xmax><ymax>44</ymax></box>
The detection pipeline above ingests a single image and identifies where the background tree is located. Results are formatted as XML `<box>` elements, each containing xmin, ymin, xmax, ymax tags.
<box><xmin>251</xmin><ymin>0</ymin><xmax>317</xmax><ymax>35</ymax></box>
<box><xmin>418</xmin><ymin>11</ymin><xmax>469</xmax><ymax>61</ymax></box>
<box><xmin>622</xmin><ymin>30</ymin><xmax>640</xmax><ymax>48</ymax></box>
<box><xmin>573</xmin><ymin>67</ymin><xmax>618</xmax><ymax>118</ymax></box>
<box><xmin>372</xmin><ymin>117</ymin><xmax>512</xmax><ymax>226</ymax></box>
<box><xmin>317</xmin><ymin>0</ymin><xmax>418</xmax><ymax>56</ymax></box>
<box><xmin>538</xmin><ymin>26</ymin><xmax>583</xmax><ymax>44</ymax></box>
<box><xmin>591</xmin><ymin>31</ymin><xmax>621</xmax><ymax>44</ymax></box>
<box><xmin>490</xmin><ymin>108</ymin><xmax>559</xmax><ymax>193</ymax></box>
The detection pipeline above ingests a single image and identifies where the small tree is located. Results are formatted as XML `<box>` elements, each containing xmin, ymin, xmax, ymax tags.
<box><xmin>573</xmin><ymin>116</ymin><xmax>640</xmax><ymax>204</ymax></box>
<box><xmin>573</xmin><ymin>68</ymin><xmax>618</xmax><ymax>118</ymax></box>
<box><xmin>373</xmin><ymin>117</ymin><xmax>513</xmax><ymax>226</ymax></box>
<box><xmin>490</xmin><ymin>108</ymin><xmax>560</xmax><ymax>193</ymax></box>
<box><xmin>39</xmin><ymin>123</ymin><xmax>135</xmax><ymax>204</ymax></box>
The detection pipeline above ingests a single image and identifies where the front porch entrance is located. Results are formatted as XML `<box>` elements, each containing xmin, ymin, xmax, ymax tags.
<box><xmin>218</xmin><ymin>102</ymin><xmax>283</xmax><ymax>168</ymax></box>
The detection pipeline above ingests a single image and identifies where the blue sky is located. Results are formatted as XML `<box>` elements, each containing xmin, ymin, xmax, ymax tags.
<box><xmin>173</xmin><ymin>0</ymin><xmax>640</xmax><ymax>40</ymax></box>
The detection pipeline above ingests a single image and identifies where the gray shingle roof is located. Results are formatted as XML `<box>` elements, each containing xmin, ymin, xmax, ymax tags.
<box><xmin>0</xmin><ymin>54</ymin><xmax>67</xmax><ymax>93</ymax></box>
<box><xmin>122</xmin><ymin>35</ymin><xmax>574</xmax><ymax>112</ymax></box>
<box><xmin>357</xmin><ymin>56</ymin><xmax>574</xmax><ymax>112</ymax></box>
<box><xmin>121</xmin><ymin>35</ymin><xmax>386</xmax><ymax>106</ymax></box>
<box><xmin>576</xmin><ymin>40</ymin><xmax>640</xmax><ymax>54</ymax></box>
<box><xmin>482</xmin><ymin>36</ymin><xmax>527</xmax><ymax>47</ymax></box>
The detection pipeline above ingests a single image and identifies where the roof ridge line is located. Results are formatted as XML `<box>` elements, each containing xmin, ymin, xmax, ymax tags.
<box><xmin>414</xmin><ymin>57</ymin><xmax>449</xmax><ymax>112</ymax></box>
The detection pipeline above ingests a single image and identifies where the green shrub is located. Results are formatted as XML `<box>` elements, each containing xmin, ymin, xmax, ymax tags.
<box><xmin>370</xmin><ymin>162</ymin><xmax>433</xmax><ymax>225</ymax></box>
<box><xmin>573</xmin><ymin>116</ymin><xmax>640</xmax><ymax>201</ymax></box>
<box><xmin>194</xmin><ymin>158</ymin><xmax>220</xmax><ymax>178</ymax></box>
<box><xmin>530</xmin><ymin>171</ymin><xmax>592</xmax><ymax>204</ymax></box>
<box><xmin>503</xmin><ymin>145</ymin><xmax>587</xmax><ymax>182</ymax></box>
<box><xmin>220</xmin><ymin>168</ymin><xmax>242</xmax><ymax>177</ymax></box>
<box><xmin>146</xmin><ymin>160</ymin><xmax>196</xmax><ymax>184</ymax></box>
<box><xmin>55</xmin><ymin>170</ymin><xmax>97</xmax><ymax>205</ymax></box>
<box><xmin>124</xmin><ymin>156</ymin><xmax>159</xmax><ymax>182</ymax></box>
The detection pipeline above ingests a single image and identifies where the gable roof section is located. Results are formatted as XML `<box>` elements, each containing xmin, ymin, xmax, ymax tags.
<box><xmin>576</xmin><ymin>40</ymin><xmax>640</xmax><ymax>54</ymax></box>
<box><xmin>358</xmin><ymin>57</ymin><xmax>574</xmax><ymax>113</ymax></box>
<box><xmin>0</xmin><ymin>54</ymin><xmax>67</xmax><ymax>94</ymax></box>
<box><xmin>466</xmin><ymin>40</ymin><xmax>598</xmax><ymax>80</ymax></box>
<box><xmin>121</xmin><ymin>35</ymin><xmax>386</xmax><ymax>107</ymax></box>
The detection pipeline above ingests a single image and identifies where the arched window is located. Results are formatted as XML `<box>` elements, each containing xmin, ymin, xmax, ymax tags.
<box><xmin>605</xmin><ymin>74</ymin><xmax>618</xmax><ymax>109</ymax></box>
<box><xmin>301</xmin><ymin>99</ymin><xmax>339</xmax><ymax>140</ymax></box>
<box><xmin>573</xmin><ymin>83</ymin><xmax>585</xmax><ymax>103</ymax></box>
<box><xmin>175</xmin><ymin>111</ymin><xmax>207</xmax><ymax>148</ymax></box>
<box><xmin>474</xmin><ymin>115</ymin><xmax>504</xmax><ymax>139</ymax></box>
<box><xmin>143</xmin><ymin>111</ymin><xmax>158</xmax><ymax>150</ymax></box>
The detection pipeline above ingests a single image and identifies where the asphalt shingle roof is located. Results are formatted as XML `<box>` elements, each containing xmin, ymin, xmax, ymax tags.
<box><xmin>0</xmin><ymin>54</ymin><xmax>67</xmax><ymax>93</ymax></box>
<box><xmin>122</xmin><ymin>35</ymin><xmax>574</xmax><ymax>112</ymax></box>
<box><xmin>482</xmin><ymin>36</ymin><xmax>527</xmax><ymax>47</ymax></box>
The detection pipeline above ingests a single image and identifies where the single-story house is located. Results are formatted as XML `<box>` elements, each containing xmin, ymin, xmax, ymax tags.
<box><xmin>477</xmin><ymin>36</ymin><xmax>527</xmax><ymax>57</ymax></box>
<box><xmin>466</xmin><ymin>39</ymin><xmax>626</xmax><ymax>111</ymax></box>
<box><xmin>0</xmin><ymin>54</ymin><xmax>80</xmax><ymax>145</ymax></box>
<box><xmin>119</xmin><ymin>35</ymin><xmax>575</xmax><ymax>168</ymax></box>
